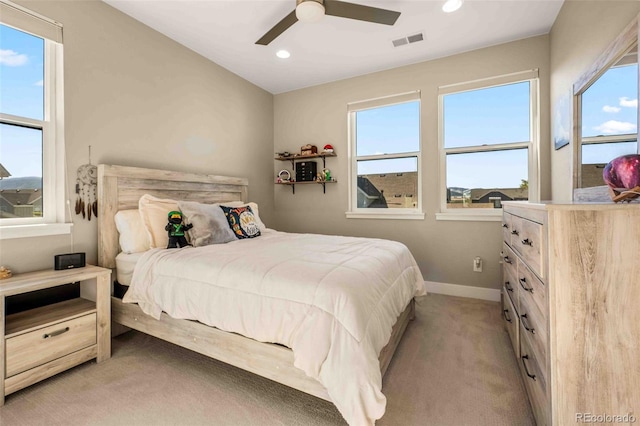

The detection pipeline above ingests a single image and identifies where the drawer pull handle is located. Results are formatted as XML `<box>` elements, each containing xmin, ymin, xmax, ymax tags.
<box><xmin>521</xmin><ymin>238</ymin><xmax>533</xmax><ymax>246</ymax></box>
<box><xmin>505</xmin><ymin>281</ymin><xmax>514</xmax><ymax>292</ymax></box>
<box><xmin>503</xmin><ymin>309</ymin><xmax>512</xmax><ymax>323</ymax></box>
<box><xmin>521</xmin><ymin>354</ymin><xmax>536</xmax><ymax>381</ymax></box>
<box><xmin>520</xmin><ymin>313</ymin><xmax>536</xmax><ymax>334</ymax></box>
<box><xmin>502</xmin><ymin>223</ymin><xmax>508</xmax><ymax>228</ymax></box>
<box><xmin>43</xmin><ymin>327</ymin><xmax>70</xmax><ymax>339</ymax></box>
<box><xmin>519</xmin><ymin>277</ymin><xmax>534</xmax><ymax>293</ymax></box>
<box><xmin>503</xmin><ymin>256</ymin><xmax>512</xmax><ymax>264</ymax></box>
<box><xmin>511</xmin><ymin>230</ymin><xmax>519</xmax><ymax>236</ymax></box>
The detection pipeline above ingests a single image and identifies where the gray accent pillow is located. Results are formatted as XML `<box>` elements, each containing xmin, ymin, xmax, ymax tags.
<box><xmin>178</xmin><ymin>201</ymin><xmax>236</xmax><ymax>246</ymax></box>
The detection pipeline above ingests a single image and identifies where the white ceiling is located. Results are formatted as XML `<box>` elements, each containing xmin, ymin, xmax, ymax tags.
<box><xmin>103</xmin><ymin>0</ymin><xmax>564</xmax><ymax>94</ymax></box>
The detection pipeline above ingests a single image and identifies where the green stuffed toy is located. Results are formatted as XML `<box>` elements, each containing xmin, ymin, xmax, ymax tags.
<box><xmin>165</xmin><ymin>211</ymin><xmax>193</xmax><ymax>249</ymax></box>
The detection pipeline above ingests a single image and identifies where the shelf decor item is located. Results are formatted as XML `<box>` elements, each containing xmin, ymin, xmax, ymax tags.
<box><xmin>0</xmin><ymin>266</ymin><xmax>12</xmax><ymax>280</ymax></box>
<box><xmin>277</xmin><ymin>169</ymin><xmax>291</xmax><ymax>183</ymax></box>
<box><xmin>603</xmin><ymin>154</ymin><xmax>640</xmax><ymax>202</ymax></box>
<box><xmin>300</xmin><ymin>144</ymin><xmax>317</xmax><ymax>156</ymax></box>
<box><xmin>296</xmin><ymin>161</ymin><xmax>317</xmax><ymax>182</ymax></box>
<box><xmin>322</xmin><ymin>144</ymin><xmax>334</xmax><ymax>154</ymax></box>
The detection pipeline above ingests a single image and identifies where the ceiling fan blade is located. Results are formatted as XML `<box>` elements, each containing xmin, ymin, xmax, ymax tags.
<box><xmin>324</xmin><ymin>0</ymin><xmax>400</xmax><ymax>25</ymax></box>
<box><xmin>256</xmin><ymin>10</ymin><xmax>298</xmax><ymax>45</ymax></box>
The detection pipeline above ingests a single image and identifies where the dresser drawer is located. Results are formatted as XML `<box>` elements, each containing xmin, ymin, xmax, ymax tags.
<box><xmin>6</xmin><ymin>313</ymin><xmax>97</xmax><ymax>377</ymax></box>
<box><xmin>503</xmin><ymin>264</ymin><xmax>519</xmax><ymax>312</ymax></box>
<box><xmin>520</xmin><ymin>328</ymin><xmax>549</xmax><ymax>425</ymax></box>
<box><xmin>513</xmin><ymin>217</ymin><xmax>544</xmax><ymax>280</ymax></box>
<box><xmin>518</xmin><ymin>285</ymin><xmax>547</xmax><ymax>375</ymax></box>
<box><xmin>517</xmin><ymin>258</ymin><xmax>546</xmax><ymax>320</ymax></box>
<box><xmin>502</xmin><ymin>289</ymin><xmax>519</xmax><ymax>358</ymax></box>
<box><xmin>502</xmin><ymin>243</ymin><xmax>517</xmax><ymax>281</ymax></box>
<box><xmin>502</xmin><ymin>212</ymin><xmax>513</xmax><ymax>244</ymax></box>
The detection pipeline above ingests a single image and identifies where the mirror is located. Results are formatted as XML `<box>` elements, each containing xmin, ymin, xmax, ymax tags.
<box><xmin>573</xmin><ymin>14</ymin><xmax>639</xmax><ymax>194</ymax></box>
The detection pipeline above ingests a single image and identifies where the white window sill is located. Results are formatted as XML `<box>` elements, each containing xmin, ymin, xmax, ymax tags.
<box><xmin>346</xmin><ymin>211</ymin><xmax>425</xmax><ymax>220</ymax></box>
<box><xmin>436</xmin><ymin>212</ymin><xmax>502</xmax><ymax>222</ymax></box>
<box><xmin>0</xmin><ymin>223</ymin><xmax>73</xmax><ymax>240</ymax></box>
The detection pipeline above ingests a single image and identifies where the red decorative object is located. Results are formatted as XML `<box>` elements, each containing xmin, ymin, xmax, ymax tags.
<box><xmin>323</xmin><ymin>144</ymin><xmax>334</xmax><ymax>153</ymax></box>
<box><xmin>603</xmin><ymin>154</ymin><xmax>640</xmax><ymax>202</ymax></box>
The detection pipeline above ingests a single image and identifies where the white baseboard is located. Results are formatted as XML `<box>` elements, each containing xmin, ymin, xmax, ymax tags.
<box><xmin>425</xmin><ymin>281</ymin><xmax>501</xmax><ymax>302</ymax></box>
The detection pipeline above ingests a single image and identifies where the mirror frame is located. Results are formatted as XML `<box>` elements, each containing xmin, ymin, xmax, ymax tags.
<box><xmin>572</xmin><ymin>13</ymin><xmax>640</xmax><ymax>195</ymax></box>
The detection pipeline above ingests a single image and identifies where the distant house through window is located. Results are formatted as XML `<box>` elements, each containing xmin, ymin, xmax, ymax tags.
<box><xmin>439</xmin><ymin>70</ymin><xmax>539</xmax><ymax>216</ymax></box>
<box><xmin>347</xmin><ymin>91</ymin><xmax>422</xmax><ymax>218</ymax></box>
<box><xmin>0</xmin><ymin>3</ymin><xmax>65</xmax><ymax>231</ymax></box>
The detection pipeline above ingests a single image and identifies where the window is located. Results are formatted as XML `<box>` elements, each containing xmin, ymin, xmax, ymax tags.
<box><xmin>0</xmin><ymin>1</ymin><xmax>67</xmax><ymax>238</ymax></box>
<box><xmin>438</xmin><ymin>70</ymin><xmax>539</xmax><ymax>219</ymax></box>
<box><xmin>347</xmin><ymin>91</ymin><xmax>423</xmax><ymax>219</ymax></box>
<box><xmin>578</xmin><ymin>58</ymin><xmax>637</xmax><ymax>188</ymax></box>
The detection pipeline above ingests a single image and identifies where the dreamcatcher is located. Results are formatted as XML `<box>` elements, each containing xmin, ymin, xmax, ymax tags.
<box><xmin>75</xmin><ymin>147</ymin><xmax>98</xmax><ymax>220</ymax></box>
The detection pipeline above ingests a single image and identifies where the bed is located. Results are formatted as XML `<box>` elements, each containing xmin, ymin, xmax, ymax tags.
<box><xmin>97</xmin><ymin>164</ymin><xmax>425</xmax><ymax>425</ymax></box>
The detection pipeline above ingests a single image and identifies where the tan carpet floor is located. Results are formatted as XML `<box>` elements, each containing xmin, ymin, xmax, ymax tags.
<box><xmin>0</xmin><ymin>294</ymin><xmax>535</xmax><ymax>426</ymax></box>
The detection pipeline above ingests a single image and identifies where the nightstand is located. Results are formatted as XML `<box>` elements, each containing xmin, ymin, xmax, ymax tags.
<box><xmin>0</xmin><ymin>265</ymin><xmax>111</xmax><ymax>405</ymax></box>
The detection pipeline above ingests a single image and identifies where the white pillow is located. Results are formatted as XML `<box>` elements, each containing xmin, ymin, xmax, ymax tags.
<box><xmin>114</xmin><ymin>210</ymin><xmax>150</xmax><ymax>254</ymax></box>
<box><xmin>222</xmin><ymin>201</ymin><xmax>267</xmax><ymax>232</ymax></box>
<box><xmin>138</xmin><ymin>194</ymin><xmax>179</xmax><ymax>249</ymax></box>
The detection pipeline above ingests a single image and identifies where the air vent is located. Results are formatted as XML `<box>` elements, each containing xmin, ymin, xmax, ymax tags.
<box><xmin>392</xmin><ymin>32</ymin><xmax>424</xmax><ymax>48</ymax></box>
<box><xmin>392</xmin><ymin>37</ymin><xmax>408</xmax><ymax>47</ymax></box>
<box><xmin>407</xmin><ymin>33</ymin><xmax>424</xmax><ymax>43</ymax></box>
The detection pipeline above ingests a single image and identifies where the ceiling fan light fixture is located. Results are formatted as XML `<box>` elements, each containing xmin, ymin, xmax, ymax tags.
<box><xmin>296</xmin><ymin>0</ymin><xmax>325</xmax><ymax>22</ymax></box>
<box><xmin>442</xmin><ymin>0</ymin><xmax>463</xmax><ymax>13</ymax></box>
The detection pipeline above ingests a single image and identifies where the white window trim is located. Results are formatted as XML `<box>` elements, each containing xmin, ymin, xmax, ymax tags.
<box><xmin>346</xmin><ymin>91</ymin><xmax>423</xmax><ymax>220</ymax></box>
<box><xmin>0</xmin><ymin>6</ymin><xmax>68</xmax><ymax>239</ymax></box>
<box><xmin>437</xmin><ymin>70</ymin><xmax>540</xmax><ymax>220</ymax></box>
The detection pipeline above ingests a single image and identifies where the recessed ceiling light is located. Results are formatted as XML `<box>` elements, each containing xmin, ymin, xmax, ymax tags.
<box><xmin>276</xmin><ymin>50</ymin><xmax>291</xmax><ymax>59</ymax></box>
<box><xmin>442</xmin><ymin>0</ymin><xmax>463</xmax><ymax>13</ymax></box>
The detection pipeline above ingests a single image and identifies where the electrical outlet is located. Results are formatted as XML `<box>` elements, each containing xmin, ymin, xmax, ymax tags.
<box><xmin>473</xmin><ymin>256</ymin><xmax>483</xmax><ymax>272</ymax></box>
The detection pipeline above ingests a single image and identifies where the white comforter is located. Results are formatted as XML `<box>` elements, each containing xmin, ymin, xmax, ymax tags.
<box><xmin>124</xmin><ymin>230</ymin><xmax>425</xmax><ymax>425</ymax></box>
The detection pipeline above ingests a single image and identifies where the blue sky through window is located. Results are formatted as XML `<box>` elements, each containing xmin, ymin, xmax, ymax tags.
<box><xmin>444</xmin><ymin>82</ymin><xmax>530</xmax><ymax>188</ymax></box>
<box><xmin>0</xmin><ymin>24</ymin><xmax>44</xmax><ymax>179</ymax></box>
<box><xmin>356</xmin><ymin>101</ymin><xmax>420</xmax><ymax>156</ymax></box>
<box><xmin>582</xmin><ymin>64</ymin><xmax>637</xmax><ymax>138</ymax></box>
<box><xmin>444</xmin><ymin>82</ymin><xmax>530</xmax><ymax>148</ymax></box>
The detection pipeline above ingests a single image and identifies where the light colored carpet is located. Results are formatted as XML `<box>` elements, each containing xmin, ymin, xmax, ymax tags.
<box><xmin>0</xmin><ymin>294</ymin><xmax>534</xmax><ymax>426</ymax></box>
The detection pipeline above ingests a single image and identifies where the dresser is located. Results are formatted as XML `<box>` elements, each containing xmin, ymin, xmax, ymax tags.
<box><xmin>501</xmin><ymin>201</ymin><xmax>640</xmax><ymax>425</ymax></box>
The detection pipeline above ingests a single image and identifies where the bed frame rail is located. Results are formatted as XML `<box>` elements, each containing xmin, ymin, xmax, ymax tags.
<box><xmin>112</xmin><ymin>297</ymin><xmax>415</xmax><ymax>401</ymax></box>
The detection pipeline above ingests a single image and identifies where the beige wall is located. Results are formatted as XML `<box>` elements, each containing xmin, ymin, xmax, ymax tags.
<box><xmin>9</xmin><ymin>0</ymin><xmax>633</xmax><ymax>291</ymax></box>
<box><xmin>0</xmin><ymin>0</ymin><xmax>274</xmax><ymax>273</ymax></box>
<box><xmin>273</xmin><ymin>36</ymin><xmax>551</xmax><ymax>290</ymax></box>
<box><xmin>550</xmin><ymin>1</ymin><xmax>640</xmax><ymax>201</ymax></box>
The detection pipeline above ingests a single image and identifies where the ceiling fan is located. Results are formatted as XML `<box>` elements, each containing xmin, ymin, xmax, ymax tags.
<box><xmin>256</xmin><ymin>0</ymin><xmax>401</xmax><ymax>46</ymax></box>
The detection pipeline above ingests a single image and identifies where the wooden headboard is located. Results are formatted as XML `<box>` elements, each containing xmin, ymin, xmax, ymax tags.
<box><xmin>97</xmin><ymin>164</ymin><xmax>249</xmax><ymax>269</ymax></box>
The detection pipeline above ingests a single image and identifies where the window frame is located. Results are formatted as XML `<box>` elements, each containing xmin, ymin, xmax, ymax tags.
<box><xmin>437</xmin><ymin>70</ymin><xmax>540</xmax><ymax>221</ymax></box>
<box><xmin>576</xmin><ymin>60</ymin><xmax>638</xmax><ymax>188</ymax></box>
<box><xmin>0</xmin><ymin>4</ymin><xmax>68</xmax><ymax>239</ymax></box>
<box><xmin>346</xmin><ymin>91</ymin><xmax>424</xmax><ymax>220</ymax></box>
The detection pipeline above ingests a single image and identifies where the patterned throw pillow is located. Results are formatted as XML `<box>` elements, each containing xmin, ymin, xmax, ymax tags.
<box><xmin>220</xmin><ymin>205</ymin><xmax>261</xmax><ymax>239</ymax></box>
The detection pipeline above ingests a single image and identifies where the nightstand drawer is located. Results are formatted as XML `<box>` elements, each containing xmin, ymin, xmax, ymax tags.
<box><xmin>6</xmin><ymin>313</ymin><xmax>97</xmax><ymax>377</ymax></box>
